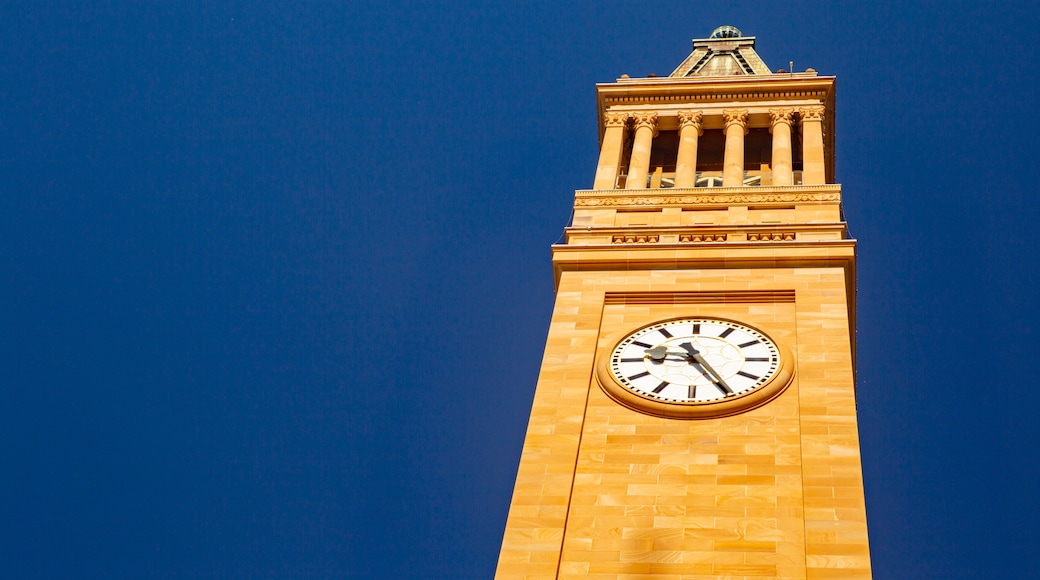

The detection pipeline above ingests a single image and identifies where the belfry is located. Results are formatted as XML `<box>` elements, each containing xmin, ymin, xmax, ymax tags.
<box><xmin>496</xmin><ymin>27</ymin><xmax>872</xmax><ymax>579</ymax></box>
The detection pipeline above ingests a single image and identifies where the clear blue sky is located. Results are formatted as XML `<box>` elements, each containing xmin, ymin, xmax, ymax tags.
<box><xmin>3</xmin><ymin>1</ymin><xmax>1039</xmax><ymax>578</ymax></box>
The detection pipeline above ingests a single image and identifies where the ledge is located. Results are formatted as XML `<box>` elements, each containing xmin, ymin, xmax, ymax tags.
<box><xmin>574</xmin><ymin>184</ymin><xmax>842</xmax><ymax>208</ymax></box>
<box><xmin>552</xmin><ymin>238</ymin><xmax>855</xmax><ymax>259</ymax></box>
<box><xmin>596</xmin><ymin>74</ymin><xmax>835</xmax><ymax>102</ymax></box>
<box><xmin>551</xmin><ymin>239</ymin><xmax>856</xmax><ymax>284</ymax></box>
<box><xmin>563</xmin><ymin>222</ymin><xmax>848</xmax><ymax>245</ymax></box>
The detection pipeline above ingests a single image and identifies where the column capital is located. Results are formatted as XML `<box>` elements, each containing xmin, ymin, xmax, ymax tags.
<box><xmin>800</xmin><ymin>106</ymin><xmax>825</xmax><ymax>122</ymax></box>
<box><xmin>769</xmin><ymin>107</ymin><xmax>795</xmax><ymax>132</ymax></box>
<box><xmin>723</xmin><ymin>109</ymin><xmax>749</xmax><ymax>135</ymax></box>
<box><xmin>631</xmin><ymin>111</ymin><xmax>658</xmax><ymax>136</ymax></box>
<box><xmin>604</xmin><ymin>111</ymin><xmax>628</xmax><ymax>128</ymax></box>
<box><xmin>677</xmin><ymin>110</ymin><xmax>704</xmax><ymax>135</ymax></box>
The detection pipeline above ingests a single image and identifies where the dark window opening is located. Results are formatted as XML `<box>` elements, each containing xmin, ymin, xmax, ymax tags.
<box><xmin>648</xmin><ymin>130</ymin><xmax>679</xmax><ymax>172</ymax></box>
<box><xmin>696</xmin><ymin>129</ymin><xmax>726</xmax><ymax>172</ymax></box>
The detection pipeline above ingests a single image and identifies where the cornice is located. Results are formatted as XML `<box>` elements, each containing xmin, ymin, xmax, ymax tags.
<box><xmin>563</xmin><ymin>223</ymin><xmax>848</xmax><ymax>240</ymax></box>
<box><xmin>601</xmin><ymin>89</ymin><xmax>830</xmax><ymax>108</ymax></box>
<box><xmin>573</xmin><ymin>185</ymin><xmax>842</xmax><ymax>207</ymax></box>
<box><xmin>596</xmin><ymin>76</ymin><xmax>835</xmax><ymax>109</ymax></box>
<box><xmin>551</xmin><ymin>239</ymin><xmax>856</xmax><ymax>284</ymax></box>
<box><xmin>552</xmin><ymin>239</ymin><xmax>855</xmax><ymax>259</ymax></box>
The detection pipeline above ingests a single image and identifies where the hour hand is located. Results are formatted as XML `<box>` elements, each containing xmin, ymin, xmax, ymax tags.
<box><xmin>679</xmin><ymin>342</ymin><xmax>735</xmax><ymax>396</ymax></box>
<box><xmin>644</xmin><ymin>345</ymin><xmax>689</xmax><ymax>361</ymax></box>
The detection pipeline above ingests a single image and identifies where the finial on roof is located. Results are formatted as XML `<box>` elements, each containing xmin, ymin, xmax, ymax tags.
<box><xmin>709</xmin><ymin>25</ymin><xmax>743</xmax><ymax>39</ymax></box>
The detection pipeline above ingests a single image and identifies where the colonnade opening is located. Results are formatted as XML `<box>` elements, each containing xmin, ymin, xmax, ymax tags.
<box><xmin>616</xmin><ymin>124</ymin><xmax>805</xmax><ymax>188</ymax></box>
<box><xmin>602</xmin><ymin>107</ymin><xmax>821</xmax><ymax>190</ymax></box>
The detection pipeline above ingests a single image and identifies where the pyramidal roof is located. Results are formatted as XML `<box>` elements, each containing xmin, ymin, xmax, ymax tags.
<box><xmin>670</xmin><ymin>26</ymin><xmax>773</xmax><ymax>78</ymax></box>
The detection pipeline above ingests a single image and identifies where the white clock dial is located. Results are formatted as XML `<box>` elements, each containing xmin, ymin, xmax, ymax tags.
<box><xmin>608</xmin><ymin>319</ymin><xmax>781</xmax><ymax>404</ymax></box>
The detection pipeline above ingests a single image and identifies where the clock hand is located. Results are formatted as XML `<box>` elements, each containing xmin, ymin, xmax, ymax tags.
<box><xmin>679</xmin><ymin>342</ymin><xmax>735</xmax><ymax>396</ymax></box>
<box><xmin>645</xmin><ymin>345</ymin><xmax>696</xmax><ymax>362</ymax></box>
<box><xmin>645</xmin><ymin>345</ymin><xmax>669</xmax><ymax>361</ymax></box>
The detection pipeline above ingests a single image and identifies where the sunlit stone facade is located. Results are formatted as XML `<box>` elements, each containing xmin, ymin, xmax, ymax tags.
<box><xmin>497</xmin><ymin>27</ymin><xmax>871</xmax><ymax>579</ymax></box>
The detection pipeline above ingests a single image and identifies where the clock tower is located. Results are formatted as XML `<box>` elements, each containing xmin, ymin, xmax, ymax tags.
<box><xmin>496</xmin><ymin>27</ymin><xmax>871</xmax><ymax>579</ymax></box>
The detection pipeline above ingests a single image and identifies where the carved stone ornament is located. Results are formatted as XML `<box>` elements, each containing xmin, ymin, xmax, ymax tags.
<box><xmin>631</xmin><ymin>111</ymin><xmax>659</xmax><ymax>134</ymax></box>
<box><xmin>677</xmin><ymin>110</ymin><xmax>704</xmax><ymax>135</ymax></box>
<box><xmin>679</xmin><ymin>233</ymin><xmax>726</xmax><ymax>243</ymax></box>
<box><xmin>722</xmin><ymin>109</ymin><xmax>749</xmax><ymax>134</ymax></box>
<box><xmin>800</xmin><ymin>106</ymin><xmax>825</xmax><ymax>122</ymax></box>
<box><xmin>612</xmin><ymin>234</ymin><xmax>659</xmax><ymax>244</ymax></box>
<box><xmin>602</xmin><ymin>88</ymin><xmax>829</xmax><ymax>107</ymax></box>
<box><xmin>768</xmin><ymin>107</ymin><xmax>795</xmax><ymax>130</ymax></box>
<box><xmin>574</xmin><ymin>191</ymin><xmax>841</xmax><ymax>207</ymax></box>
<box><xmin>604</xmin><ymin>111</ymin><xmax>628</xmax><ymax>128</ymax></box>
<box><xmin>748</xmin><ymin>232</ymin><xmax>796</xmax><ymax>241</ymax></box>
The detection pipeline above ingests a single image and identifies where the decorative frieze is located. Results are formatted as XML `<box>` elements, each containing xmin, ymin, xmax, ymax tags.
<box><xmin>679</xmin><ymin>233</ymin><xmax>726</xmax><ymax>243</ymax></box>
<box><xmin>748</xmin><ymin>232</ymin><xmax>796</xmax><ymax>241</ymax></box>
<box><xmin>608</xmin><ymin>233</ymin><xmax>728</xmax><ymax>244</ymax></box>
<box><xmin>611</xmin><ymin>234</ymin><xmax>659</xmax><ymax>244</ymax></box>
<box><xmin>574</xmin><ymin>188</ymin><xmax>841</xmax><ymax>207</ymax></box>
<box><xmin>601</xmin><ymin>88</ymin><xmax>831</xmax><ymax>107</ymax></box>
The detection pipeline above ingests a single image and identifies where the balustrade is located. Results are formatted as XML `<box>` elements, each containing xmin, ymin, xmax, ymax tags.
<box><xmin>616</xmin><ymin>169</ymin><xmax>804</xmax><ymax>189</ymax></box>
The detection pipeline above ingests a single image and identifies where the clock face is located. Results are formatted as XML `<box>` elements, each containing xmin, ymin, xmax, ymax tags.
<box><xmin>598</xmin><ymin>318</ymin><xmax>793</xmax><ymax>418</ymax></box>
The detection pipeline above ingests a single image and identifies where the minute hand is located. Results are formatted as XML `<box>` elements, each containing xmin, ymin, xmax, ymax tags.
<box><xmin>679</xmin><ymin>342</ymin><xmax>735</xmax><ymax>396</ymax></box>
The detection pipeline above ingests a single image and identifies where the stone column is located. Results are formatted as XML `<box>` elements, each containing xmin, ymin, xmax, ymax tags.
<box><xmin>769</xmin><ymin>108</ymin><xmax>795</xmax><ymax>186</ymax></box>
<box><xmin>593</xmin><ymin>112</ymin><xmax>629</xmax><ymax>190</ymax></box>
<box><xmin>674</xmin><ymin>110</ymin><xmax>703</xmax><ymax>188</ymax></box>
<box><xmin>722</xmin><ymin>109</ymin><xmax>748</xmax><ymax>187</ymax></box>
<box><xmin>624</xmin><ymin>112</ymin><xmax>657</xmax><ymax>190</ymax></box>
<box><xmin>800</xmin><ymin>106</ymin><xmax>826</xmax><ymax>185</ymax></box>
